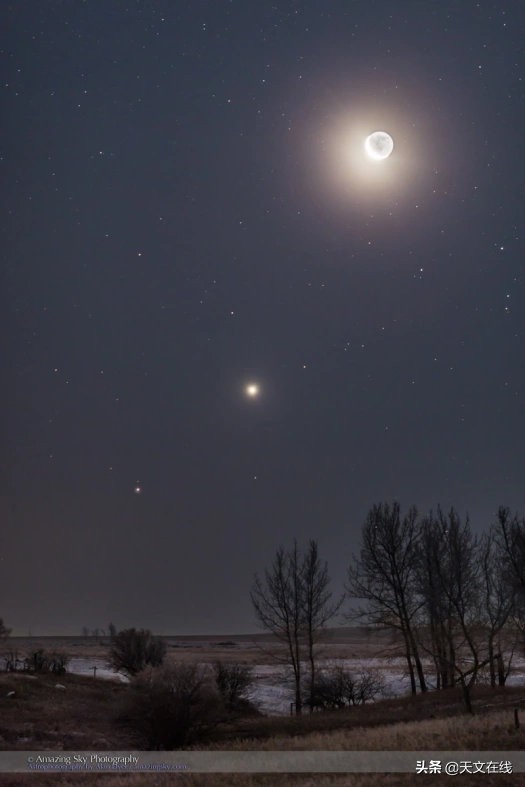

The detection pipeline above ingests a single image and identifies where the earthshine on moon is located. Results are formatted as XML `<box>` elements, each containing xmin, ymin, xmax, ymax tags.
<box><xmin>364</xmin><ymin>131</ymin><xmax>394</xmax><ymax>160</ymax></box>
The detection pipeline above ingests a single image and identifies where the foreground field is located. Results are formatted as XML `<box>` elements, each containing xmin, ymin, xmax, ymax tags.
<box><xmin>3</xmin><ymin>709</ymin><xmax>525</xmax><ymax>787</ymax></box>
<box><xmin>1</xmin><ymin>670</ymin><xmax>525</xmax><ymax>787</ymax></box>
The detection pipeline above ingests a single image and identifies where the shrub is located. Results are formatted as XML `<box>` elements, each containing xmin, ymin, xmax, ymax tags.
<box><xmin>306</xmin><ymin>666</ymin><xmax>387</xmax><ymax>711</ymax></box>
<box><xmin>213</xmin><ymin>661</ymin><xmax>255</xmax><ymax>711</ymax></box>
<box><xmin>2</xmin><ymin>649</ymin><xmax>22</xmax><ymax>672</ymax></box>
<box><xmin>25</xmin><ymin>649</ymin><xmax>49</xmax><ymax>672</ymax></box>
<box><xmin>48</xmin><ymin>651</ymin><xmax>69</xmax><ymax>674</ymax></box>
<box><xmin>119</xmin><ymin>663</ymin><xmax>224</xmax><ymax>749</ymax></box>
<box><xmin>352</xmin><ymin>668</ymin><xmax>387</xmax><ymax>704</ymax></box>
<box><xmin>23</xmin><ymin>649</ymin><xmax>69</xmax><ymax>674</ymax></box>
<box><xmin>108</xmin><ymin>627</ymin><xmax>166</xmax><ymax>676</ymax></box>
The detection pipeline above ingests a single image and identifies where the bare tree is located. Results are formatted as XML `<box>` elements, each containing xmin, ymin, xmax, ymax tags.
<box><xmin>415</xmin><ymin>516</ymin><xmax>457</xmax><ymax>689</ymax></box>
<box><xmin>346</xmin><ymin>502</ymin><xmax>427</xmax><ymax>694</ymax></box>
<box><xmin>301</xmin><ymin>540</ymin><xmax>344</xmax><ymax>712</ymax></box>
<box><xmin>418</xmin><ymin>508</ymin><xmax>483</xmax><ymax>712</ymax></box>
<box><xmin>0</xmin><ymin>618</ymin><xmax>12</xmax><ymax>670</ymax></box>
<box><xmin>251</xmin><ymin>539</ymin><xmax>341</xmax><ymax>715</ymax></box>
<box><xmin>251</xmin><ymin>543</ymin><xmax>304</xmax><ymax>714</ymax></box>
<box><xmin>480</xmin><ymin>526</ymin><xmax>517</xmax><ymax>686</ymax></box>
<box><xmin>0</xmin><ymin>618</ymin><xmax>11</xmax><ymax>641</ymax></box>
<box><xmin>496</xmin><ymin>507</ymin><xmax>525</xmax><ymax>627</ymax></box>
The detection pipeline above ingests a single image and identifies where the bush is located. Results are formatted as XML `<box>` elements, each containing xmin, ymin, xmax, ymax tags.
<box><xmin>213</xmin><ymin>661</ymin><xmax>255</xmax><ymax>711</ymax></box>
<box><xmin>24</xmin><ymin>649</ymin><xmax>49</xmax><ymax>672</ymax></box>
<box><xmin>24</xmin><ymin>649</ymin><xmax>69</xmax><ymax>674</ymax></box>
<box><xmin>108</xmin><ymin>627</ymin><xmax>166</xmax><ymax>676</ymax></box>
<box><xmin>307</xmin><ymin>666</ymin><xmax>387</xmax><ymax>711</ymax></box>
<box><xmin>2</xmin><ymin>649</ymin><xmax>22</xmax><ymax>672</ymax></box>
<box><xmin>48</xmin><ymin>651</ymin><xmax>69</xmax><ymax>674</ymax></box>
<box><xmin>352</xmin><ymin>668</ymin><xmax>387</xmax><ymax>704</ymax></box>
<box><xmin>119</xmin><ymin>663</ymin><xmax>224</xmax><ymax>749</ymax></box>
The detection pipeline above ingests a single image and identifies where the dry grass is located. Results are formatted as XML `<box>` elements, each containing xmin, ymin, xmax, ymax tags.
<box><xmin>2</xmin><ymin>674</ymin><xmax>525</xmax><ymax>787</ymax></box>
<box><xmin>0</xmin><ymin>672</ymin><xmax>134</xmax><ymax>750</ymax></box>
<box><xmin>1</xmin><ymin>777</ymin><xmax>512</xmax><ymax>787</ymax></box>
<box><xmin>4</xmin><ymin>732</ymin><xmax>525</xmax><ymax>787</ymax></box>
<box><xmin>204</xmin><ymin>707</ymin><xmax>525</xmax><ymax>751</ymax></box>
<box><xmin>211</xmin><ymin>684</ymin><xmax>525</xmax><ymax>745</ymax></box>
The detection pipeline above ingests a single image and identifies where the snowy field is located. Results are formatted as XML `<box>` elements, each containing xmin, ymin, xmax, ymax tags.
<box><xmin>67</xmin><ymin>656</ymin><xmax>525</xmax><ymax>715</ymax></box>
<box><xmin>67</xmin><ymin>657</ymin><xmax>128</xmax><ymax>683</ymax></box>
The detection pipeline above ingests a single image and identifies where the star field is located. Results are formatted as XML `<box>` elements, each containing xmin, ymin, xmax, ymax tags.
<box><xmin>1</xmin><ymin>0</ymin><xmax>524</xmax><ymax>634</ymax></box>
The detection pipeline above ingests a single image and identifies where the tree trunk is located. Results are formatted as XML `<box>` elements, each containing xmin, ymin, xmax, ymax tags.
<box><xmin>488</xmin><ymin>637</ymin><xmax>496</xmax><ymax>687</ymax></box>
<box><xmin>437</xmin><ymin>622</ymin><xmax>450</xmax><ymax>688</ymax></box>
<box><xmin>407</xmin><ymin>628</ymin><xmax>427</xmax><ymax>692</ymax></box>
<box><xmin>295</xmin><ymin>681</ymin><xmax>302</xmax><ymax>715</ymax></box>
<box><xmin>414</xmin><ymin>652</ymin><xmax>427</xmax><ymax>692</ymax></box>
<box><xmin>459</xmin><ymin>676</ymin><xmax>473</xmax><ymax>713</ymax></box>
<box><xmin>308</xmin><ymin>644</ymin><xmax>315</xmax><ymax>714</ymax></box>
<box><xmin>402</xmin><ymin>629</ymin><xmax>417</xmax><ymax>694</ymax></box>
<box><xmin>293</xmin><ymin>632</ymin><xmax>302</xmax><ymax>715</ymax></box>
<box><xmin>447</xmin><ymin>635</ymin><xmax>456</xmax><ymax>687</ymax></box>
<box><xmin>497</xmin><ymin>652</ymin><xmax>506</xmax><ymax>686</ymax></box>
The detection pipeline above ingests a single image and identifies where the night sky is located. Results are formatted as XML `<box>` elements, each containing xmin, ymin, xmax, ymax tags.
<box><xmin>2</xmin><ymin>1</ymin><xmax>524</xmax><ymax>635</ymax></box>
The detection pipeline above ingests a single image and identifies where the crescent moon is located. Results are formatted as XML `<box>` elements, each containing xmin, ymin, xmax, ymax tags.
<box><xmin>365</xmin><ymin>131</ymin><xmax>394</xmax><ymax>160</ymax></box>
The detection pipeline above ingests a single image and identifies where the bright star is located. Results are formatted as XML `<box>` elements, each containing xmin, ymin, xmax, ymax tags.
<box><xmin>245</xmin><ymin>383</ymin><xmax>260</xmax><ymax>398</ymax></box>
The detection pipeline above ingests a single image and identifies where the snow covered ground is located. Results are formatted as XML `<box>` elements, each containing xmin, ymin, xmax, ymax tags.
<box><xmin>67</xmin><ymin>657</ymin><xmax>128</xmax><ymax>682</ymax></box>
<box><xmin>67</xmin><ymin>655</ymin><xmax>525</xmax><ymax>715</ymax></box>
<box><xmin>250</xmin><ymin>659</ymin><xmax>412</xmax><ymax>714</ymax></box>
